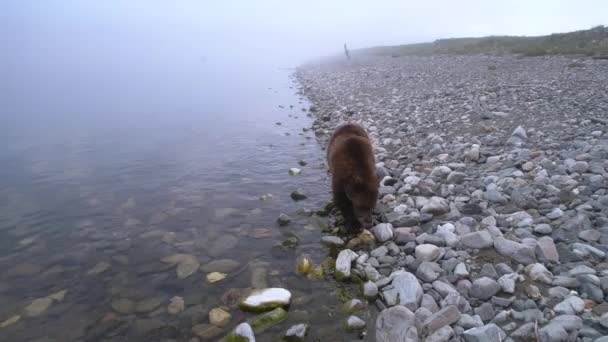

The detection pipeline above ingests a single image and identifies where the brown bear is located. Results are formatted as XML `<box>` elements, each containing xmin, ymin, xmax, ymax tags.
<box><xmin>327</xmin><ymin>123</ymin><xmax>379</xmax><ymax>232</ymax></box>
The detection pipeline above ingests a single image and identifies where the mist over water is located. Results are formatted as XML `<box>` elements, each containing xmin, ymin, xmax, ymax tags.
<box><xmin>1</xmin><ymin>1</ymin><xmax>607</xmax><ymax>340</ymax></box>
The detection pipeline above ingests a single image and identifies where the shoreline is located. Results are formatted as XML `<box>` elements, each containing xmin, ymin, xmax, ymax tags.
<box><xmin>296</xmin><ymin>54</ymin><xmax>608</xmax><ymax>341</ymax></box>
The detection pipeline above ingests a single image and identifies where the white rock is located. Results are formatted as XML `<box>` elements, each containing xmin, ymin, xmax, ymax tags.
<box><xmin>239</xmin><ymin>288</ymin><xmax>292</xmax><ymax>312</ymax></box>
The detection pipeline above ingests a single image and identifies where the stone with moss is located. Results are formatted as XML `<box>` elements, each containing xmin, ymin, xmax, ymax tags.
<box><xmin>248</xmin><ymin>307</ymin><xmax>288</xmax><ymax>333</ymax></box>
<box><xmin>307</xmin><ymin>265</ymin><xmax>324</xmax><ymax>280</ymax></box>
<box><xmin>295</xmin><ymin>255</ymin><xmax>313</xmax><ymax>275</ymax></box>
<box><xmin>224</xmin><ymin>322</ymin><xmax>256</xmax><ymax>342</ymax></box>
<box><xmin>239</xmin><ymin>288</ymin><xmax>291</xmax><ymax>312</ymax></box>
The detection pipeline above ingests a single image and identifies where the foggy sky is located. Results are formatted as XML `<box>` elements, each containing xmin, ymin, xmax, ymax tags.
<box><xmin>2</xmin><ymin>1</ymin><xmax>607</xmax><ymax>118</ymax></box>
<box><xmin>3</xmin><ymin>0</ymin><xmax>607</xmax><ymax>67</ymax></box>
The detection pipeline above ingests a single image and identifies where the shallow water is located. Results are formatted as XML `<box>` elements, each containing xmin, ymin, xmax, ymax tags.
<box><xmin>1</xmin><ymin>54</ymin><xmax>373</xmax><ymax>341</ymax></box>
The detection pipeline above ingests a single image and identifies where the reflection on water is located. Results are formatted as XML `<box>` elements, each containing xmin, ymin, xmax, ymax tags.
<box><xmin>1</xmin><ymin>58</ymin><xmax>373</xmax><ymax>340</ymax></box>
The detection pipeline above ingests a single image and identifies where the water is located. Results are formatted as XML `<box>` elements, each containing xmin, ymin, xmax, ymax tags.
<box><xmin>0</xmin><ymin>41</ymin><xmax>374</xmax><ymax>340</ymax></box>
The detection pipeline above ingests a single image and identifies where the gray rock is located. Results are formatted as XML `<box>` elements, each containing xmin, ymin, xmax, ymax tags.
<box><xmin>457</xmin><ymin>314</ymin><xmax>484</xmax><ymax>329</ymax></box>
<box><xmin>447</xmin><ymin>171</ymin><xmax>466</xmax><ymax>184</ymax></box>
<box><xmin>371</xmin><ymin>246</ymin><xmax>389</xmax><ymax>258</ymax></box>
<box><xmin>535</xmin><ymin>236</ymin><xmax>559</xmax><ymax>263</ymax></box>
<box><xmin>546</xmin><ymin>208</ymin><xmax>564</xmax><ymax>220</ymax></box>
<box><xmin>538</xmin><ymin>323</ymin><xmax>568</xmax><ymax>342</ymax></box>
<box><xmin>421</xmin><ymin>197</ymin><xmax>450</xmax><ymax>216</ymax></box>
<box><xmin>462</xmin><ymin>323</ymin><xmax>506</xmax><ymax>342</ymax></box>
<box><xmin>372</xmin><ymin>223</ymin><xmax>394</xmax><ymax>242</ymax></box>
<box><xmin>460</xmin><ymin>230</ymin><xmax>493</xmax><ymax>249</ymax></box>
<box><xmin>425</xmin><ymin>325</ymin><xmax>454</xmax><ymax>342</ymax></box>
<box><xmin>470</xmin><ymin>277</ymin><xmax>500</xmax><ymax>300</ymax></box>
<box><xmin>363</xmin><ymin>281</ymin><xmax>379</xmax><ymax>299</ymax></box>
<box><xmin>510</xmin><ymin>322</ymin><xmax>535</xmax><ymax>340</ymax></box>
<box><xmin>415</xmin><ymin>244</ymin><xmax>441</xmax><ymax>262</ymax></box>
<box><xmin>416</xmin><ymin>261</ymin><xmax>441</xmax><ymax>283</ymax></box>
<box><xmin>320</xmin><ymin>236</ymin><xmax>345</xmax><ymax>247</ymax></box>
<box><xmin>578</xmin><ymin>229</ymin><xmax>601</xmax><ymax>242</ymax></box>
<box><xmin>474</xmin><ymin>303</ymin><xmax>495</xmax><ymax>322</ymax></box>
<box><xmin>290</xmin><ymin>189</ymin><xmax>307</xmax><ymax>201</ymax></box>
<box><xmin>421</xmin><ymin>293</ymin><xmax>440</xmax><ymax>313</ymax></box>
<box><xmin>494</xmin><ymin>236</ymin><xmax>536</xmax><ymax>265</ymax></box>
<box><xmin>526</xmin><ymin>263</ymin><xmax>553</xmax><ymax>284</ymax></box>
<box><xmin>345</xmin><ymin>315</ymin><xmax>366</xmax><ymax>331</ymax></box>
<box><xmin>497</xmin><ymin>273</ymin><xmax>518</xmax><ymax>294</ymax></box>
<box><xmin>392</xmin><ymin>271</ymin><xmax>423</xmax><ymax>310</ymax></box>
<box><xmin>376</xmin><ymin>305</ymin><xmax>418</xmax><ymax>342</ymax></box>
<box><xmin>454</xmin><ymin>263</ymin><xmax>469</xmax><ymax>277</ymax></box>
<box><xmin>534</xmin><ymin>224</ymin><xmax>553</xmax><ymax>234</ymax></box>
<box><xmin>277</xmin><ymin>213</ymin><xmax>291</xmax><ymax>226</ymax></box>
<box><xmin>553</xmin><ymin>296</ymin><xmax>585</xmax><ymax>315</ymax></box>
<box><xmin>421</xmin><ymin>305</ymin><xmax>461</xmax><ymax>335</ymax></box>
<box><xmin>284</xmin><ymin>324</ymin><xmax>308</xmax><ymax>341</ymax></box>
<box><xmin>335</xmin><ymin>249</ymin><xmax>358</xmax><ymax>281</ymax></box>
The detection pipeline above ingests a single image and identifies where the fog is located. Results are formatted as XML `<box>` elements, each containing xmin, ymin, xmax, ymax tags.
<box><xmin>2</xmin><ymin>1</ymin><xmax>606</xmax><ymax>118</ymax></box>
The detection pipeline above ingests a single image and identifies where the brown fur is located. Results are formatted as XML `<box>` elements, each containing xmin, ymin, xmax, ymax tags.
<box><xmin>327</xmin><ymin>123</ymin><xmax>379</xmax><ymax>231</ymax></box>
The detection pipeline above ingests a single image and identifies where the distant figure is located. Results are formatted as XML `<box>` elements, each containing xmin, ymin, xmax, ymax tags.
<box><xmin>344</xmin><ymin>43</ymin><xmax>351</xmax><ymax>60</ymax></box>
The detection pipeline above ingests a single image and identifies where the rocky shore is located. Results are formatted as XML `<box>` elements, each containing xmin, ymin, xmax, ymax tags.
<box><xmin>294</xmin><ymin>54</ymin><xmax>608</xmax><ymax>341</ymax></box>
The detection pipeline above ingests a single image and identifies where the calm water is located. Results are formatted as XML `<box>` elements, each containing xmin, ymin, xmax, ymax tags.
<box><xmin>0</xmin><ymin>53</ymin><xmax>372</xmax><ymax>341</ymax></box>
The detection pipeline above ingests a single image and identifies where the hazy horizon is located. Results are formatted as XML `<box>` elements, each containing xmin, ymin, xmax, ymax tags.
<box><xmin>2</xmin><ymin>1</ymin><xmax>607</xmax><ymax>118</ymax></box>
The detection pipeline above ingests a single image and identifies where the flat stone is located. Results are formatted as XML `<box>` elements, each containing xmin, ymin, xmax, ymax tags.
<box><xmin>421</xmin><ymin>197</ymin><xmax>450</xmax><ymax>216</ymax></box>
<box><xmin>110</xmin><ymin>298</ymin><xmax>134</xmax><ymax>315</ymax></box>
<box><xmin>497</xmin><ymin>273</ymin><xmax>518</xmax><ymax>294</ymax></box>
<box><xmin>470</xmin><ymin>277</ymin><xmax>500</xmax><ymax>300</ymax></box>
<box><xmin>462</xmin><ymin>323</ymin><xmax>506</xmax><ymax>342</ymax></box>
<box><xmin>335</xmin><ymin>249</ymin><xmax>358</xmax><ymax>280</ymax></box>
<box><xmin>87</xmin><ymin>261</ymin><xmax>111</xmax><ymax>275</ymax></box>
<box><xmin>239</xmin><ymin>288</ymin><xmax>291</xmax><ymax>312</ymax></box>
<box><xmin>526</xmin><ymin>263</ymin><xmax>553</xmax><ymax>284</ymax></box>
<box><xmin>320</xmin><ymin>236</ymin><xmax>345</xmax><ymax>247</ymax></box>
<box><xmin>371</xmin><ymin>223</ymin><xmax>394</xmax><ymax>242</ymax></box>
<box><xmin>345</xmin><ymin>315</ymin><xmax>366</xmax><ymax>331</ymax></box>
<box><xmin>376</xmin><ymin>305</ymin><xmax>418</xmax><ymax>342</ymax></box>
<box><xmin>460</xmin><ymin>230</ymin><xmax>493</xmax><ymax>249</ymax></box>
<box><xmin>421</xmin><ymin>305</ymin><xmax>461</xmax><ymax>335</ymax></box>
<box><xmin>24</xmin><ymin>297</ymin><xmax>53</xmax><ymax>317</ymax></box>
<box><xmin>249</xmin><ymin>307</ymin><xmax>288</xmax><ymax>333</ymax></box>
<box><xmin>207</xmin><ymin>272</ymin><xmax>227</xmax><ymax>283</ymax></box>
<box><xmin>415</xmin><ymin>244</ymin><xmax>441</xmax><ymax>262</ymax></box>
<box><xmin>535</xmin><ymin>236</ymin><xmax>559</xmax><ymax>263</ymax></box>
<box><xmin>167</xmin><ymin>296</ymin><xmax>185</xmax><ymax>314</ymax></box>
<box><xmin>285</xmin><ymin>323</ymin><xmax>308</xmax><ymax>341</ymax></box>
<box><xmin>0</xmin><ymin>315</ymin><xmax>20</xmax><ymax>328</ymax></box>
<box><xmin>553</xmin><ymin>296</ymin><xmax>585</xmax><ymax>314</ymax></box>
<box><xmin>494</xmin><ymin>237</ymin><xmax>536</xmax><ymax>265</ymax></box>
<box><xmin>208</xmin><ymin>235</ymin><xmax>239</xmax><ymax>257</ymax></box>
<box><xmin>392</xmin><ymin>271</ymin><xmax>423</xmax><ymax>310</ymax></box>
<box><xmin>192</xmin><ymin>323</ymin><xmax>223</xmax><ymax>339</ymax></box>
<box><xmin>209</xmin><ymin>307</ymin><xmax>231</xmax><ymax>327</ymax></box>
<box><xmin>135</xmin><ymin>296</ymin><xmax>165</xmax><ymax>313</ymax></box>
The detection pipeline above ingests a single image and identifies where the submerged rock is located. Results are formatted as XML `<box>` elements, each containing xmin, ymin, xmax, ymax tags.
<box><xmin>226</xmin><ymin>322</ymin><xmax>256</xmax><ymax>341</ymax></box>
<box><xmin>248</xmin><ymin>307</ymin><xmax>288</xmax><ymax>332</ymax></box>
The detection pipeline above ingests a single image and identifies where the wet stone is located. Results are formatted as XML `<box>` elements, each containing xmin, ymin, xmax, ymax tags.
<box><xmin>284</xmin><ymin>323</ymin><xmax>308</xmax><ymax>341</ymax></box>
<box><xmin>345</xmin><ymin>315</ymin><xmax>366</xmax><ymax>331</ymax></box>
<box><xmin>111</xmin><ymin>298</ymin><xmax>135</xmax><ymax>315</ymax></box>
<box><xmin>239</xmin><ymin>288</ymin><xmax>291</xmax><ymax>312</ymax></box>
<box><xmin>135</xmin><ymin>296</ymin><xmax>165</xmax><ymax>313</ymax></box>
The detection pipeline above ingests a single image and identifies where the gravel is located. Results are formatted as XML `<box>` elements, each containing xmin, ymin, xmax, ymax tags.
<box><xmin>297</xmin><ymin>53</ymin><xmax>608</xmax><ymax>341</ymax></box>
